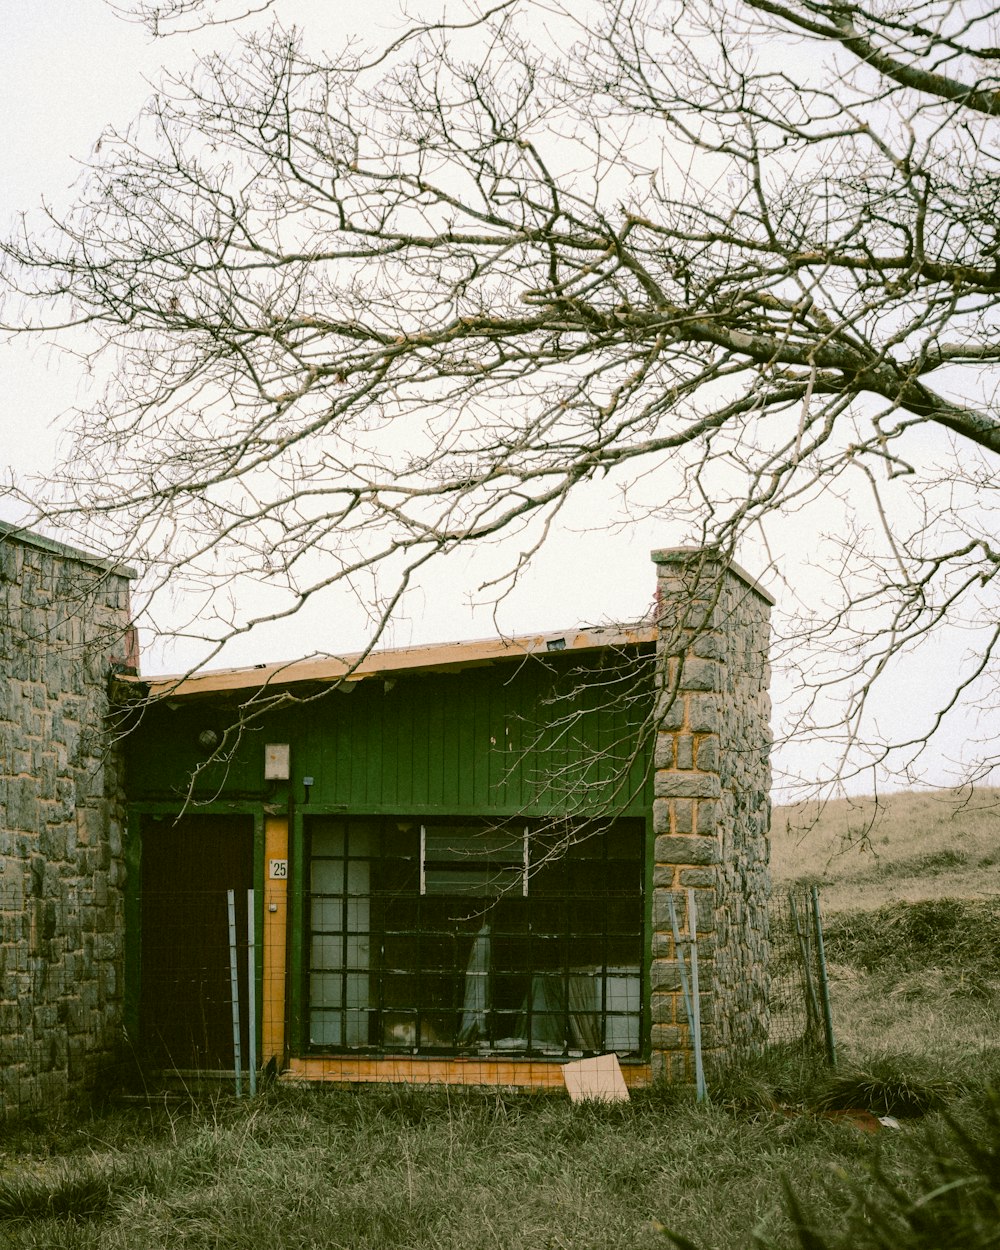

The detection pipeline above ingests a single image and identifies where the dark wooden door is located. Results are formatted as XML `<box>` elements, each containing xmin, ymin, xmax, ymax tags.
<box><xmin>140</xmin><ymin>815</ymin><xmax>254</xmax><ymax>1069</ymax></box>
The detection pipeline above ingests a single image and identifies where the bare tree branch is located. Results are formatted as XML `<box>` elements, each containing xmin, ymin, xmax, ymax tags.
<box><xmin>3</xmin><ymin>0</ymin><xmax>1000</xmax><ymax>790</ymax></box>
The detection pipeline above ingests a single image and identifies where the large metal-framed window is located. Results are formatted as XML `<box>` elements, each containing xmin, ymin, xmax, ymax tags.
<box><xmin>307</xmin><ymin>816</ymin><xmax>643</xmax><ymax>1056</ymax></box>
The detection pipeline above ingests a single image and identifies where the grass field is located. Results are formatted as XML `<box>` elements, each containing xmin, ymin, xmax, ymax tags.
<box><xmin>1</xmin><ymin>788</ymin><xmax>996</xmax><ymax>1249</ymax></box>
<box><xmin>771</xmin><ymin>786</ymin><xmax>1000</xmax><ymax>1062</ymax></box>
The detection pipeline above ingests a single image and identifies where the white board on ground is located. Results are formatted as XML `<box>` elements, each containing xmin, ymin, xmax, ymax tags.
<box><xmin>562</xmin><ymin>1054</ymin><xmax>629</xmax><ymax>1103</ymax></box>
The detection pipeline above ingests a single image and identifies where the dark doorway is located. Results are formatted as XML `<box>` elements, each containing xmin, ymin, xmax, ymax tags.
<box><xmin>140</xmin><ymin>815</ymin><xmax>255</xmax><ymax>1069</ymax></box>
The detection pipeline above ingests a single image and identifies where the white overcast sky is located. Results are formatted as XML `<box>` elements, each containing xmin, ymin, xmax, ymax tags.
<box><xmin>0</xmin><ymin>0</ymin><xmax>994</xmax><ymax>795</ymax></box>
<box><xmin>0</xmin><ymin>0</ymin><xmax>709</xmax><ymax>649</ymax></box>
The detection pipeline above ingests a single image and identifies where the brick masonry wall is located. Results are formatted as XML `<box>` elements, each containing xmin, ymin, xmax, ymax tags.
<box><xmin>650</xmin><ymin>548</ymin><xmax>773</xmax><ymax>1081</ymax></box>
<box><xmin>0</xmin><ymin>527</ymin><xmax>134</xmax><ymax>1119</ymax></box>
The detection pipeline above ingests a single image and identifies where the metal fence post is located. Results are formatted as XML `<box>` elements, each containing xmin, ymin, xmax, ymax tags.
<box><xmin>810</xmin><ymin>885</ymin><xmax>837</xmax><ymax>1066</ymax></box>
<box><xmin>227</xmin><ymin>889</ymin><xmax>242</xmax><ymax>1097</ymax></box>
<box><xmin>247</xmin><ymin>888</ymin><xmax>257</xmax><ymax>1095</ymax></box>
<box><xmin>667</xmin><ymin>892</ymin><xmax>707</xmax><ymax>1101</ymax></box>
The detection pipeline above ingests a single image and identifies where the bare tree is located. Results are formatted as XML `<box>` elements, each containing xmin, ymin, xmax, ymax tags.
<box><xmin>3</xmin><ymin>0</ymin><xmax>999</xmax><ymax>790</ymax></box>
<box><xmin>105</xmin><ymin>0</ymin><xmax>279</xmax><ymax>37</ymax></box>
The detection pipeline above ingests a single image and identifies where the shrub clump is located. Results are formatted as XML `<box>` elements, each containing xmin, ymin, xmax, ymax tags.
<box><xmin>811</xmin><ymin>1053</ymin><xmax>961</xmax><ymax>1118</ymax></box>
<box><xmin>823</xmin><ymin>898</ymin><xmax>1000</xmax><ymax>977</ymax></box>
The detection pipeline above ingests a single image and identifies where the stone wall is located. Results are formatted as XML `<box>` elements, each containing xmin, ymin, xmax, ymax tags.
<box><xmin>0</xmin><ymin>523</ymin><xmax>135</xmax><ymax>1119</ymax></box>
<box><xmin>650</xmin><ymin>548</ymin><xmax>773</xmax><ymax>1081</ymax></box>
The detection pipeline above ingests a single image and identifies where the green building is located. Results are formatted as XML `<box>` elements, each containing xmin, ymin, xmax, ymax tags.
<box><xmin>121</xmin><ymin>549</ymin><xmax>773</xmax><ymax>1091</ymax></box>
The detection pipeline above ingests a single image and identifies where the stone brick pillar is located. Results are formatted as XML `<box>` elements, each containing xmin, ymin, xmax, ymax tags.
<box><xmin>650</xmin><ymin>548</ymin><xmax>773</xmax><ymax>1081</ymax></box>
<box><xmin>0</xmin><ymin>523</ymin><xmax>135</xmax><ymax>1121</ymax></box>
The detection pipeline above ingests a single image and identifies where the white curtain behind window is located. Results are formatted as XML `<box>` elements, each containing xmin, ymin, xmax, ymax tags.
<box><xmin>457</xmin><ymin>923</ymin><xmax>491</xmax><ymax>1044</ymax></box>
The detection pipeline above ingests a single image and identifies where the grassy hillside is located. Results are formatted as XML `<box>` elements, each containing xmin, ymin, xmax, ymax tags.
<box><xmin>771</xmin><ymin>787</ymin><xmax>1000</xmax><ymax>1063</ymax></box>
<box><xmin>771</xmin><ymin>786</ymin><xmax>1000</xmax><ymax>911</ymax></box>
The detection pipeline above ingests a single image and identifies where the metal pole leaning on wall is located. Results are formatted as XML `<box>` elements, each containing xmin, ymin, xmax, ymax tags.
<box><xmin>667</xmin><ymin>893</ymin><xmax>707</xmax><ymax>1102</ymax></box>
<box><xmin>247</xmin><ymin>889</ymin><xmax>257</xmax><ymax>1096</ymax></box>
<box><xmin>811</xmin><ymin>886</ymin><xmax>837</xmax><ymax>1067</ymax></box>
<box><xmin>686</xmin><ymin>889</ymin><xmax>707</xmax><ymax>1103</ymax></box>
<box><xmin>227</xmin><ymin>889</ymin><xmax>243</xmax><ymax>1098</ymax></box>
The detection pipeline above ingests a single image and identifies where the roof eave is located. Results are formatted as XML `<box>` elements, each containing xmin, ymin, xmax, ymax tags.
<box><xmin>120</xmin><ymin>623</ymin><xmax>657</xmax><ymax>701</ymax></box>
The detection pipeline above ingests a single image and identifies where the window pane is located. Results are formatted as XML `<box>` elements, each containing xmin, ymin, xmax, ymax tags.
<box><xmin>424</xmin><ymin>867</ymin><xmax>518</xmax><ymax>896</ymax></box>
<box><xmin>312</xmin><ymin>823</ymin><xmax>346</xmax><ymax>858</ymax></box>
<box><xmin>311</xmin><ymin>859</ymin><xmax>343</xmax><ymax>895</ymax></box>
<box><xmin>307</xmin><ymin>816</ymin><xmax>644</xmax><ymax>1058</ymax></box>
<box><xmin>311</xmin><ymin>935</ymin><xmax>342</xmax><ymax>971</ymax></box>
<box><xmin>312</xmin><ymin>896</ymin><xmax>343</xmax><ymax>932</ymax></box>
<box><xmin>423</xmin><ymin>825</ymin><xmax>525</xmax><ymax>897</ymax></box>
<box><xmin>424</xmin><ymin>826</ymin><xmax>523</xmax><ymax>860</ymax></box>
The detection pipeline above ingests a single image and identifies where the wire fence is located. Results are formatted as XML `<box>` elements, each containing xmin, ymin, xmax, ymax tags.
<box><xmin>767</xmin><ymin>887</ymin><xmax>837</xmax><ymax>1062</ymax></box>
<box><xmin>129</xmin><ymin>885</ymin><xmax>837</xmax><ymax>1085</ymax></box>
<box><xmin>132</xmin><ymin>887</ymin><xmax>276</xmax><ymax>1095</ymax></box>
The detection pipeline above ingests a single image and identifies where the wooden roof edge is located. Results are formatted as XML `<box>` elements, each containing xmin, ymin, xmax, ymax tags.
<box><xmin>120</xmin><ymin>622</ymin><xmax>658</xmax><ymax>700</ymax></box>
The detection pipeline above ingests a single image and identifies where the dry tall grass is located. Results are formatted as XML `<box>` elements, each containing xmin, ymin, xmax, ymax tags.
<box><xmin>771</xmin><ymin>786</ymin><xmax>1000</xmax><ymax>912</ymax></box>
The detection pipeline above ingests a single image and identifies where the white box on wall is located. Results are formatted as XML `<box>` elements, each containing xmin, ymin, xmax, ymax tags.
<box><xmin>264</xmin><ymin>743</ymin><xmax>290</xmax><ymax>780</ymax></box>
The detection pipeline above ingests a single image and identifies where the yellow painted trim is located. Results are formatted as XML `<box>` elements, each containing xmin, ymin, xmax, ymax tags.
<box><xmin>262</xmin><ymin>817</ymin><xmax>289</xmax><ymax>1066</ymax></box>
<box><xmin>282</xmin><ymin>1056</ymin><xmax>653</xmax><ymax>1090</ymax></box>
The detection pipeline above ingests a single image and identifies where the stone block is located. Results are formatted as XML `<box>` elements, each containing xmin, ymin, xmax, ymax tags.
<box><xmin>649</xmin><ymin>961</ymin><xmax>683</xmax><ymax>993</ymax></box>
<box><xmin>681</xmin><ymin>600</ymin><xmax>719</xmax><ymax>633</ymax></box>
<box><xmin>679</xmin><ymin>868</ymin><xmax>715</xmax><ymax>888</ymax></box>
<box><xmin>652</xmin><ymin>863</ymin><xmax>678</xmax><ymax>888</ymax></box>
<box><xmin>695</xmin><ymin>735</ymin><xmax>719</xmax><ymax>773</ymax></box>
<box><xmin>650</xmin><ymin>1023</ymin><xmax>684</xmax><ymax>1051</ymax></box>
<box><xmin>654</xmin><ymin>771</ymin><xmax>721</xmax><ymax>799</ymax></box>
<box><xmin>652</xmin><ymin>797</ymin><xmax>671</xmax><ymax>835</ymax></box>
<box><xmin>687</xmin><ymin>694</ymin><xmax>720</xmax><ymax>734</ymax></box>
<box><xmin>0</xmin><ymin>542</ymin><xmax>19</xmax><ymax>583</ymax></box>
<box><xmin>10</xmin><ymin>780</ymin><xmax>39</xmax><ymax>833</ymax></box>
<box><xmin>694</xmin><ymin>931</ymin><xmax>716</xmax><ymax>960</ymax></box>
<box><xmin>681</xmin><ymin>658</ymin><xmax>720</xmax><ymax>692</ymax></box>
<box><xmin>691</xmin><ymin>631</ymin><xmax>723</xmax><ymax>660</ymax></box>
<box><xmin>654</xmin><ymin>834</ymin><xmax>720</xmax><ymax>866</ymax></box>
<box><xmin>653</xmin><ymin>735</ymin><xmax>675</xmax><ymax>769</ymax></box>
<box><xmin>653</xmin><ymin>689</ymin><xmax>685</xmax><ymax>731</ymax></box>
<box><xmin>40</xmin><ymin>824</ymin><xmax>68</xmax><ymax>864</ymax></box>
<box><xmin>649</xmin><ymin>992</ymin><xmax>678</xmax><ymax>1026</ymax></box>
<box><xmin>696</xmin><ymin>800</ymin><xmax>718</xmax><ymax>835</ymax></box>
<box><xmin>695</xmin><ymin>1021</ymin><xmax>716</xmax><ymax>1050</ymax></box>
